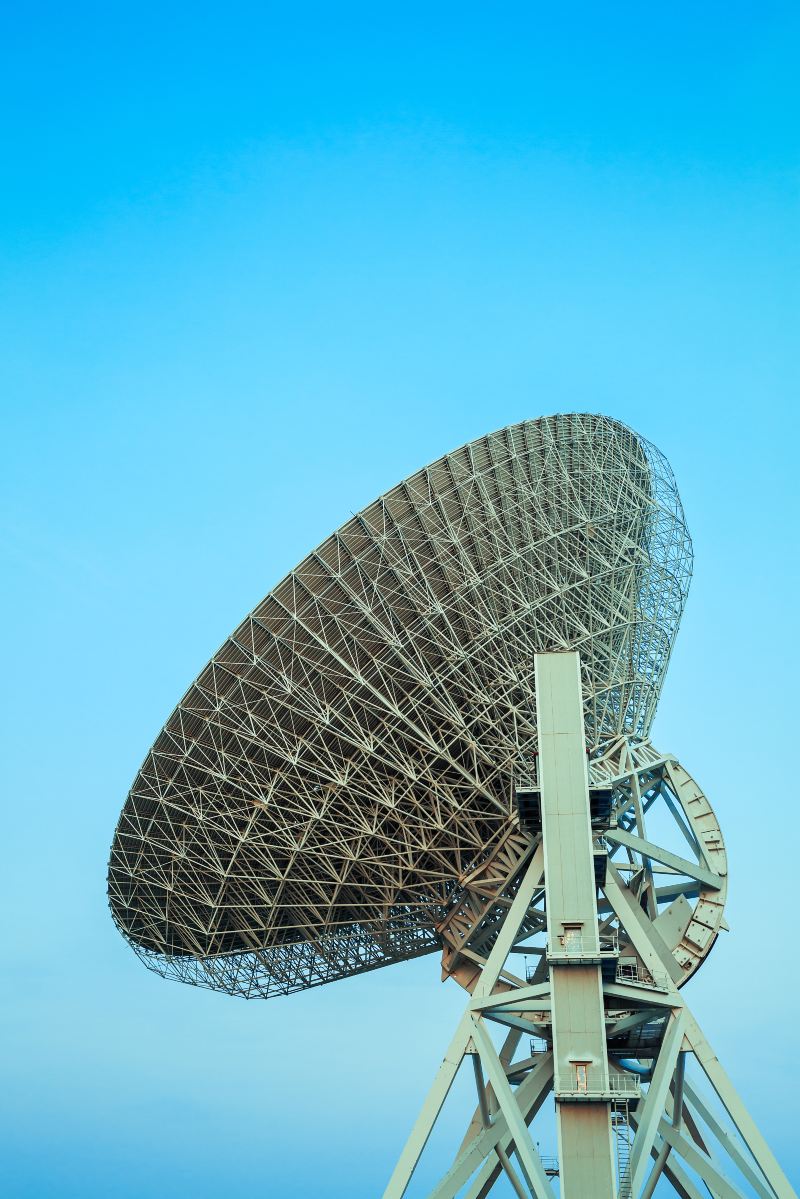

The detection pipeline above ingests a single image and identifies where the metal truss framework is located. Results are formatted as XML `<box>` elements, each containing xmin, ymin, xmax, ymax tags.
<box><xmin>105</xmin><ymin>413</ymin><xmax>794</xmax><ymax>1196</ymax></box>
<box><xmin>383</xmin><ymin>885</ymin><xmax>796</xmax><ymax>1199</ymax></box>
<box><xmin>383</xmin><ymin>654</ymin><xmax>795</xmax><ymax>1199</ymax></box>
<box><xmin>108</xmin><ymin>414</ymin><xmax>692</xmax><ymax>998</ymax></box>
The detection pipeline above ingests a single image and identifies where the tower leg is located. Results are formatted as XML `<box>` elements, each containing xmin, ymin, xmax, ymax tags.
<box><xmin>381</xmin><ymin>1014</ymin><xmax>474</xmax><ymax>1199</ymax></box>
<box><xmin>381</xmin><ymin>846</ymin><xmax>557</xmax><ymax>1199</ymax></box>
<box><xmin>604</xmin><ymin>865</ymin><xmax>797</xmax><ymax>1199</ymax></box>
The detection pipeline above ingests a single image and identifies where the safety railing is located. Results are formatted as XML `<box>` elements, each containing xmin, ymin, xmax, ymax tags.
<box><xmin>529</xmin><ymin>1036</ymin><xmax>550</xmax><ymax>1057</ymax></box>
<box><xmin>555</xmin><ymin>1066</ymin><xmax>641</xmax><ymax>1101</ymax></box>
<box><xmin>547</xmin><ymin>931</ymin><xmax>619</xmax><ymax>963</ymax></box>
<box><xmin>615</xmin><ymin>961</ymin><xmax>670</xmax><ymax>990</ymax></box>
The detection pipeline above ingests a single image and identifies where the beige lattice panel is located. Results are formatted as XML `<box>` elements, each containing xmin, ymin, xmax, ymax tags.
<box><xmin>108</xmin><ymin>413</ymin><xmax>691</xmax><ymax>997</ymax></box>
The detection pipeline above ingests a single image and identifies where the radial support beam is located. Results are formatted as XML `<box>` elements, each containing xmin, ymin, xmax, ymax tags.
<box><xmin>606</xmin><ymin>827</ymin><xmax>723</xmax><ymax>891</ymax></box>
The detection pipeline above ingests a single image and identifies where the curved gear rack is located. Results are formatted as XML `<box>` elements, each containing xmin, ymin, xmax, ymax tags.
<box><xmin>436</xmin><ymin>739</ymin><xmax>727</xmax><ymax>995</ymax></box>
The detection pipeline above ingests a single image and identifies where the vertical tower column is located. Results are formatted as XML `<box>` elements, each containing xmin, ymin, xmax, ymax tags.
<box><xmin>535</xmin><ymin>651</ymin><xmax>616</xmax><ymax>1199</ymax></box>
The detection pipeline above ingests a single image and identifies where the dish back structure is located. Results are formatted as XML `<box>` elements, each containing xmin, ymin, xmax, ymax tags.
<box><xmin>108</xmin><ymin>413</ymin><xmax>692</xmax><ymax>998</ymax></box>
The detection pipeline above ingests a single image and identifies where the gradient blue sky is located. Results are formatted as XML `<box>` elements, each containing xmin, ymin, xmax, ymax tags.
<box><xmin>3</xmin><ymin>4</ymin><xmax>799</xmax><ymax>1196</ymax></box>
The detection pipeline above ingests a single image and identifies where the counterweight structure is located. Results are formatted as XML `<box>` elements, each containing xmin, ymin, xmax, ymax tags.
<box><xmin>108</xmin><ymin>413</ymin><xmax>795</xmax><ymax>1199</ymax></box>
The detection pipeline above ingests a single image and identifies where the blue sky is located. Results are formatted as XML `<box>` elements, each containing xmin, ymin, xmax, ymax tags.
<box><xmin>2</xmin><ymin>4</ymin><xmax>799</xmax><ymax>1196</ymax></box>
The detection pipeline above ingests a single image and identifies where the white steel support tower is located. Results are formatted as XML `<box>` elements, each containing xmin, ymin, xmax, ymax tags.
<box><xmin>538</xmin><ymin>652</ymin><xmax>616</xmax><ymax>1197</ymax></box>
<box><xmin>382</xmin><ymin>652</ymin><xmax>797</xmax><ymax>1199</ymax></box>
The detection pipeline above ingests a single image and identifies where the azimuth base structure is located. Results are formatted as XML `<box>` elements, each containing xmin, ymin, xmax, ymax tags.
<box><xmin>383</xmin><ymin>654</ymin><xmax>796</xmax><ymax>1199</ymax></box>
<box><xmin>107</xmin><ymin>415</ymin><xmax>795</xmax><ymax>1199</ymax></box>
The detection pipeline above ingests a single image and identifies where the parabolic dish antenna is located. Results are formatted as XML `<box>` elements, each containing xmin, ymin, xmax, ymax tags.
<box><xmin>108</xmin><ymin>413</ymin><xmax>793</xmax><ymax>1199</ymax></box>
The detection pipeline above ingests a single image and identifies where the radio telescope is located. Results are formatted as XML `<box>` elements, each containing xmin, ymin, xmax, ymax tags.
<box><xmin>109</xmin><ymin>413</ymin><xmax>794</xmax><ymax>1199</ymax></box>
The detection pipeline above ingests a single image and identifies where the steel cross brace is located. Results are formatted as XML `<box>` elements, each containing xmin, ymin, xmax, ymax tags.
<box><xmin>604</xmin><ymin>866</ymin><xmax>797</xmax><ymax>1199</ymax></box>
<box><xmin>382</xmin><ymin>649</ymin><xmax>795</xmax><ymax>1199</ymax></box>
<box><xmin>381</xmin><ymin>846</ymin><xmax>556</xmax><ymax>1199</ymax></box>
<box><xmin>382</xmin><ymin>858</ymin><xmax>799</xmax><ymax>1199</ymax></box>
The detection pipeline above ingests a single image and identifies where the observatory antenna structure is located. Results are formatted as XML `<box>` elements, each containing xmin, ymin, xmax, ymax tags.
<box><xmin>109</xmin><ymin>413</ymin><xmax>796</xmax><ymax>1199</ymax></box>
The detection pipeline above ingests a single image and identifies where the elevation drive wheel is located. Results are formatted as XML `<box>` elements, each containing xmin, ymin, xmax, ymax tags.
<box><xmin>437</xmin><ymin>736</ymin><xmax>727</xmax><ymax>992</ymax></box>
<box><xmin>593</xmin><ymin>736</ymin><xmax>727</xmax><ymax>986</ymax></box>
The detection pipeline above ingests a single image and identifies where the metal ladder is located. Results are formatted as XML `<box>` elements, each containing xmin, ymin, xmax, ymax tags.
<box><xmin>612</xmin><ymin>1101</ymin><xmax>632</xmax><ymax>1199</ymax></box>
